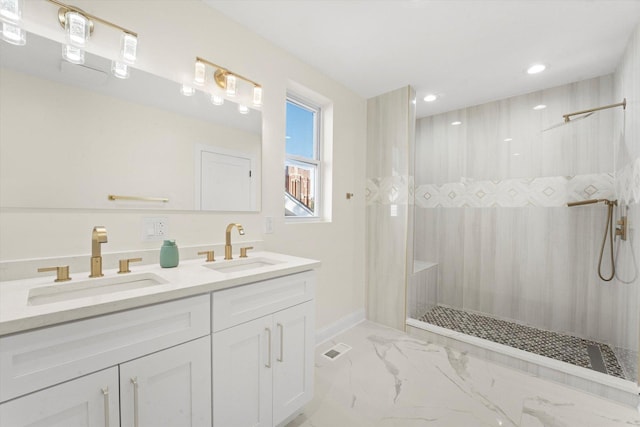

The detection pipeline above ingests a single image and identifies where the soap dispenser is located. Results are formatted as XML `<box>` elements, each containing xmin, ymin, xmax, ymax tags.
<box><xmin>160</xmin><ymin>240</ymin><xmax>179</xmax><ymax>268</ymax></box>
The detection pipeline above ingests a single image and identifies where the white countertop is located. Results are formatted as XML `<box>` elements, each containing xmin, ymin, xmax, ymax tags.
<box><xmin>0</xmin><ymin>251</ymin><xmax>320</xmax><ymax>336</ymax></box>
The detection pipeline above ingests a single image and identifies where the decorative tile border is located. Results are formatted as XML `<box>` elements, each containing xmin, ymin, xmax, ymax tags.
<box><xmin>413</xmin><ymin>173</ymin><xmax>614</xmax><ymax>208</ymax></box>
<box><xmin>616</xmin><ymin>157</ymin><xmax>640</xmax><ymax>206</ymax></box>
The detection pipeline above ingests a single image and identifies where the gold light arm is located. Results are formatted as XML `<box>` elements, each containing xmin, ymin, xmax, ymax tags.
<box><xmin>563</xmin><ymin>99</ymin><xmax>626</xmax><ymax>123</ymax></box>
<box><xmin>47</xmin><ymin>0</ymin><xmax>138</xmax><ymax>36</ymax></box>
<box><xmin>108</xmin><ymin>195</ymin><xmax>169</xmax><ymax>203</ymax></box>
<box><xmin>196</xmin><ymin>56</ymin><xmax>261</xmax><ymax>89</ymax></box>
<box><xmin>567</xmin><ymin>199</ymin><xmax>616</xmax><ymax>207</ymax></box>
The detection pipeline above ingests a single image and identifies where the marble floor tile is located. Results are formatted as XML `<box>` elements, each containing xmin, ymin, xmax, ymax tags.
<box><xmin>286</xmin><ymin>321</ymin><xmax>640</xmax><ymax>427</ymax></box>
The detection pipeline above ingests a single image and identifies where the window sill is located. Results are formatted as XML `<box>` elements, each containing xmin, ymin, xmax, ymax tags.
<box><xmin>284</xmin><ymin>216</ymin><xmax>331</xmax><ymax>225</ymax></box>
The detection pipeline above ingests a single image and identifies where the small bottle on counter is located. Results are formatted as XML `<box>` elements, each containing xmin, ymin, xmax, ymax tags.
<box><xmin>160</xmin><ymin>240</ymin><xmax>179</xmax><ymax>268</ymax></box>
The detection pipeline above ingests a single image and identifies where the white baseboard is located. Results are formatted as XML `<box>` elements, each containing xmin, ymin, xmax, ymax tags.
<box><xmin>315</xmin><ymin>309</ymin><xmax>366</xmax><ymax>346</ymax></box>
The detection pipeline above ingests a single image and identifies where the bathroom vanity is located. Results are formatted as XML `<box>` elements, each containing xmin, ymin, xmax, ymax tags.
<box><xmin>0</xmin><ymin>251</ymin><xmax>319</xmax><ymax>427</ymax></box>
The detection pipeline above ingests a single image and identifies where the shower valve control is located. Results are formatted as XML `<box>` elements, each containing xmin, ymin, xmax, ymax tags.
<box><xmin>616</xmin><ymin>216</ymin><xmax>628</xmax><ymax>241</ymax></box>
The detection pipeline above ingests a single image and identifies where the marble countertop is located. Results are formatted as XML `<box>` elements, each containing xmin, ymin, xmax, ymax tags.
<box><xmin>0</xmin><ymin>251</ymin><xmax>320</xmax><ymax>336</ymax></box>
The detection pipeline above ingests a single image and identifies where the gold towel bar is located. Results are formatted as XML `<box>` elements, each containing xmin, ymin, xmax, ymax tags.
<box><xmin>108</xmin><ymin>195</ymin><xmax>169</xmax><ymax>203</ymax></box>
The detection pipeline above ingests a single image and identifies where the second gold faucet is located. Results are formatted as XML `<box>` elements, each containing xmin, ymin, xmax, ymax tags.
<box><xmin>225</xmin><ymin>223</ymin><xmax>244</xmax><ymax>260</ymax></box>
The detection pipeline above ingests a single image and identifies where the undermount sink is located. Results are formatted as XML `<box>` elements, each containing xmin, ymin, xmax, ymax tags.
<box><xmin>203</xmin><ymin>257</ymin><xmax>284</xmax><ymax>273</ymax></box>
<box><xmin>28</xmin><ymin>272</ymin><xmax>168</xmax><ymax>306</ymax></box>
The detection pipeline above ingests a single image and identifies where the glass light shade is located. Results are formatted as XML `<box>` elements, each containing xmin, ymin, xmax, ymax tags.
<box><xmin>65</xmin><ymin>11</ymin><xmax>90</xmax><ymax>47</ymax></box>
<box><xmin>111</xmin><ymin>61</ymin><xmax>130</xmax><ymax>79</ymax></box>
<box><xmin>194</xmin><ymin>61</ymin><xmax>205</xmax><ymax>86</ymax></box>
<box><xmin>238</xmin><ymin>104</ymin><xmax>249</xmax><ymax>115</ymax></box>
<box><xmin>252</xmin><ymin>86</ymin><xmax>263</xmax><ymax>106</ymax></box>
<box><xmin>1</xmin><ymin>21</ymin><xmax>25</xmax><ymax>45</ymax></box>
<box><xmin>211</xmin><ymin>95</ymin><xmax>224</xmax><ymax>106</ymax></box>
<box><xmin>180</xmin><ymin>84</ymin><xmax>195</xmax><ymax>96</ymax></box>
<box><xmin>121</xmin><ymin>33</ymin><xmax>137</xmax><ymax>64</ymax></box>
<box><xmin>62</xmin><ymin>44</ymin><xmax>84</xmax><ymax>64</ymax></box>
<box><xmin>0</xmin><ymin>0</ymin><xmax>22</xmax><ymax>22</ymax></box>
<box><xmin>225</xmin><ymin>74</ymin><xmax>237</xmax><ymax>97</ymax></box>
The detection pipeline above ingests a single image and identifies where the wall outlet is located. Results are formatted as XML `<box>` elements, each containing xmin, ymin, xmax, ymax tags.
<box><xmin>264</xmin><ymin>217</ymin><xmax>274</xmax><ymax>234</ymax></box>
<box><xmin>142</xmin><ymin>217</ymin><xmax>169</xmax><ymax>241</ymax></box>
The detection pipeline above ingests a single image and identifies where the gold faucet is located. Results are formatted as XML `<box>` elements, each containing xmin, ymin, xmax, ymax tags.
<box><xmin>90</xmin><ymin>226</ymin><xmax>108</xmax><ymax>278</ymax></box>
<box><xmin>225</xmin><ymin>223</ymin><xmax>245</xmax><ymax>260</ymax></box>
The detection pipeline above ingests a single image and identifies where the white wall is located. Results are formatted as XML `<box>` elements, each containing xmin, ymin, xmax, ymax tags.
<box><xmin>0</xmin><ymin>0</ymin><xmax>367</xmax><ymax>330</ymax></box>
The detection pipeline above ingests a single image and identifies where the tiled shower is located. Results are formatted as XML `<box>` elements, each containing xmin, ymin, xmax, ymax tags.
<box><xmin>408</xmin><ymin>24</ymin><xmax>640</xmax><ymax>388</ymax></box>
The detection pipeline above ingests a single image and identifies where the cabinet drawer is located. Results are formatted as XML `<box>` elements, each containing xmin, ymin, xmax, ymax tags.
<box><xmin>0</xmin><ymin>294</ymin><xmax>210</xmax><ymax>403</ymax></box>
<box><xmin>212</xmin><ymin>271</ymin><xmax>315</xmax><ymax>332</ymax></box>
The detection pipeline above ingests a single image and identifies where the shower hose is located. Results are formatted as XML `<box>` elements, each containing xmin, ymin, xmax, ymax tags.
<box><xmin>598</xmin><ymin>201</ymin><xmax>616</xmax><ymax>282</ymax></box>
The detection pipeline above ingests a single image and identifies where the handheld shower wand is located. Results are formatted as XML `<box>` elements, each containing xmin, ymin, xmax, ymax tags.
<box><xmin>567</xmin><ymin>199</ymin><xmax>627</xmax><ymax>282</ymax></box>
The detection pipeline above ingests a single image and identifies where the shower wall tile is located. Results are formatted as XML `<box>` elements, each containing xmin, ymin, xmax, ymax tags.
<box><xmin>434</xmin><ymin>208</ymin><xmax>465</xmax><ymax>308</ymax></box>
<box><xmin>416</xmin><ymin>74</ymin><xmax>615</xmax><ymax>186</ymax></box>
<box><xmin>366</xmin><ymin>86</ymin><xmax>413</xmax><ymax>331</ymax></box>
<box><xmin>614</xmin><ymin>23</ymin><xmax>640</xmax><ymax>166</ymax></box>
<box><xmin>415</xmin><ymin>173</ymin><xmax>614</xmax><ymax>208</ymax></box>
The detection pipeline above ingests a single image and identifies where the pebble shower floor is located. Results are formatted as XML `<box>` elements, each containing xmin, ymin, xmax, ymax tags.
<box><xmin>419</xmin><ymin>305</ymin><xmax>627</xmax><ymax>379</ymax></box>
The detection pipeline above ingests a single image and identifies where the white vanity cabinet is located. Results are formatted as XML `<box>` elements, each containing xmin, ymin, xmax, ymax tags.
<box><xmin>0</xmin><ymin>295</ymin><xmax>211</xmax><ymax>427</ymax></box>
<box><xmin>0</xmin><ymin>367</ymin><xmax>120</xmax><ymax>427</ymax></box>
<box><xmin>212</xmin><ymin>271</ymin><xmax>315</xmax><ymax>427</ymax></box>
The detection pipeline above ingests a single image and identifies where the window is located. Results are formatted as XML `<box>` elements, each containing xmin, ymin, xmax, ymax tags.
<box><xmin>285</xmin><ymin>95</ymin><xmax>321</xmax><ymax>217</ymax></box>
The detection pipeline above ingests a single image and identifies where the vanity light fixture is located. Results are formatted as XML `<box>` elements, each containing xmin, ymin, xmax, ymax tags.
<box><xmin>527</xmin><ymin>64</ymin><xmax>546</xmax><ymax>74</ymax></box>
<box><xmin>238</xmin><ymin>104</ymin><xmax>249</xmax><ymax>115</ymax></box>
<box><xmin>211</xmin><ymin>95</ymin><xmax>224</xmax><ymax>106</ymax></box>
<box><xmin>252</xmin><ymin>86</ymin><xmax>263</xmax><ymax>107</ymax></box>
<box><xmin>180</xmin><ymin>84</ymin><xmax>195</xmax><ymax>96</ymax></box>
<box><xmin>0</xmin><ymin>0</ymin><xmax>26</xmax><ymax>46</ymax></box>
<box><xmin>194</xmin><ymin>56</ymin><xmax>263</xmax><ymax>108</ymax></box>
<box><xmin>424</xmin><ymin>94</ymin><xmax>437</xmax><ymax>102</ymax></box>
<box><xmin>46</xmin><ymin>0</ymin><xmax>138</xmax><ymax>77</ymax></box>
<box><xmin>533</xmin><ymin>104</ymin><xmax>547</xmax><ymax>110</ymax></box>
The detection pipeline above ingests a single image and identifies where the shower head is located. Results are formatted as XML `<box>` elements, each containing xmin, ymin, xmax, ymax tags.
<box><xmin>543</xmin><ymin>112</ymin><xmax>594</xmax><ymax>131</ymax></box>
<box><xmin>567</xmin><ymin>199</ymin><xmax>616</xmax><ymax>207</ymax></box>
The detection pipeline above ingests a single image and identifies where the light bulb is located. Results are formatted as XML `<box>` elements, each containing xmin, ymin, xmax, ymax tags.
<box><xmin>1</xmin><ymin>22</ymin><xmax>25</xmax><ymax>45</ymax></box>
<box><xmin>194</xmin><ymin>61</ymin><xmax>205</xmax><ymax>86</ymax></box>
<box><xmin>252</xmin><ymin>86</ymin><xmax>263</xmax><ymax>106</ymax></box>
<box><xmin>180</xmin><ymin>84</ymin><xmax>195</xmax><ymax>96</ymax></box>
<box><xmin>238</xmin><ymin>104</ymin><xmax>249</xmax><ymax>115</ymax></box>
<box><xmin>121</xmin><ymin>33</ymin><xmax>137</xmax><ymax>64</ymax></box>
<box><xmin>65</xmin><ymin>11</ymin><xmax>90</xmax><ymax>48</ymax></box>
<box><xmin>62</xmin><ymin>44</ymin><xmax>84</xmax><ymax>65</ymax></box>
<box><xmin>225</xmin><ymin>74</ymin><xmax>237</xmax><ymax>97</ymax></box>
<box><xmin>211</xmin><ymin>95</ymin><xmax>224</xmax><ymax>106</ymax></box>
<box><xmin>423</xmin><ymin>94</ymin><xmax>437</xmax><ymax>102</ymax></box>
<box><xmin>111</xmin><ymin>61</ymin><xmax>130</xmax><ymax>79</ymax></box>
<box><xmin>0</xmin><ymin>0</ymin><xmax>22</xmax><ymax>22</ymax></box>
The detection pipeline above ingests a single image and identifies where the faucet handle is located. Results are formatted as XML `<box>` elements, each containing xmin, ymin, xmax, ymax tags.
<box><xmin>38</xmin><ymin>266</ymin><xmax>71</xmax><ymax>282</ymax></box>
<box><xmin>198</xmin><ymin>250</ymin><xmax>215</xmax><ymax>262</ymax></box>
<box><xmin>118</xmin><ymin>257</ymin><xmax>142</xmax><ymax>274</ymax></box>
<box><xmin>240</xmin><ymin>246</ymin><xmax>254</xmax><ymax>258</ymax></box>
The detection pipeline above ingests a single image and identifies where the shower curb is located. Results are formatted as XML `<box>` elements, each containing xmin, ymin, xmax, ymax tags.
<box><xmin>406</xmin><ymin>318</ymin><xmax>640</xmax><ymax>408</ymax></box>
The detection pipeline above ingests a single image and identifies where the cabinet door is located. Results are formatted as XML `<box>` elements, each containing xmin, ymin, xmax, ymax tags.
<box><xmin>120</xmin><ymin>336</ymin><xmax>211</xmax><ymax>427</ymax></box>
<box><xmin>272</xmin><ymin>301</ymin><xmax>315</xmax><ymax>426</ymax></box>
<box><xmin>0</xmin><ymin>367</ymin><xmax>119</xmax><ymax>427</ymax></box>
<box><xmin>213</xmin><ymin>315</ymin><xmax>273</xmax><ymax>427</ymax></box>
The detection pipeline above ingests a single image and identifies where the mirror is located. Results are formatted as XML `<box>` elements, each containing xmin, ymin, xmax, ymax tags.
<box><xmin>0</xmin><ymin>32</ymin><xmax>262</xmax><ymax>211</ymax></box>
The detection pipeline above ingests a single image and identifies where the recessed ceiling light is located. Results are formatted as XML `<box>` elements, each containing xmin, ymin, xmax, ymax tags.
<box><xmin>533</xmin><ymin>104</ymin><xmax>547</xmax><ymax>110</ymax></box>
<box><xmin>424</xmin><ymin>94</ymin><xmax>437</xmax><ymax>102</ymax></box>
<box><xmin>527</xmin><ymin>64</ymin><xmax>546</xmax><ymax>74</ymax></box>
<box><xmin>451</xmin><ymin>121</ymin><xmax>462</xmax><ymax>126</ymax></box>
<box><xmin>504</xmin><ymin>137</ymin><xmax>513</xmax><ymax>142</ymax></box>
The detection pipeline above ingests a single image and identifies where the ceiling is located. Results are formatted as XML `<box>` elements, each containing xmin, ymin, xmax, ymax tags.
<box><xmin>204</xmin><ymin>0</ymin><xmax>640</xmax><ymax>118</ymax></box>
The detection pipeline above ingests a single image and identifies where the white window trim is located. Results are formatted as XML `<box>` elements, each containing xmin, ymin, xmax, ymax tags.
<box><xmin>285</xmin><ymin>94</ymin><xmax>322</xmax><ymax>220</ymax></box>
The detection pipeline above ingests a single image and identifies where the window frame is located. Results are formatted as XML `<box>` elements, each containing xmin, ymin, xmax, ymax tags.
<box><xmin>285</xmin><ymin>93</ymin><xmax>322</xmax><ymax>218</ymax></box>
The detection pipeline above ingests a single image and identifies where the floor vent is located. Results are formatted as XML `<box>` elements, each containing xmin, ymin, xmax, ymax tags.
<box><xmin>322</xmin><ymin>343</ymin><xmax>352</xmax><ymax>361</ymax></box>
